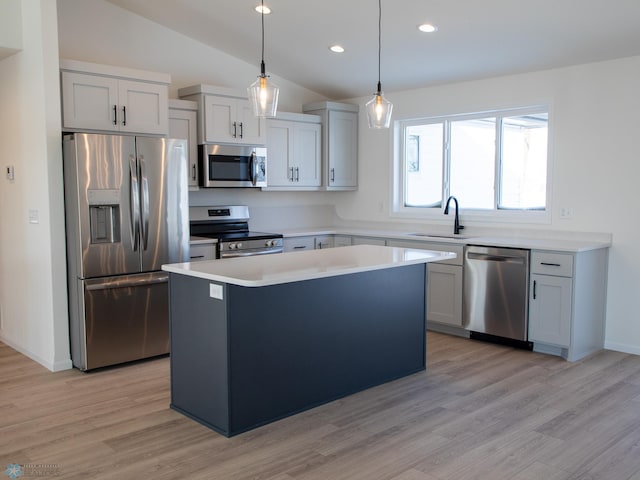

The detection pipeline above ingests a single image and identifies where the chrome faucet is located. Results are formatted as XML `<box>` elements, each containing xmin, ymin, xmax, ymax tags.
<box><xmin>444</xmin><ymin>196</ymin><xmax>464</xmax><ymax>235</ymax></box>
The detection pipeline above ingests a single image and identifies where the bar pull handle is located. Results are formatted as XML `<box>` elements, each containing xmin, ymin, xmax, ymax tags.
<box><xmin>293</xmin><ymin>245</ymin><xmax>306</xmax><ymax>249</ymax></box>
<box><xmin>86</xmin><ymin>274</ymin><xmax>169</xmax><ymax>291</ymax></box>
<box><xmin>128</xmin><ymin>156</ymin><xmax>140</xmax><ymax>251</ymax></box>
<box><xmin>540</xmin><ymin>262</ymin><xmax>561</xmax><ymax>267</ymax></box>
<box><xmin>191</xmin><ymin>164</ymin><xmax>197</xmax><ymax>181</ymax></box>
<box><xmin>232</xmin><ymin>121</ymin><xmax>237</xmax><ymax>138</ymax></box>
<box><xmin>113</xmin><ymin>105</ymin><xmax>118</xmax><ymax>125</ymax></box>
<box><xmin>295</xmin><ymin>167</ymin><xmax>300</xmax><ymax>182</ymax></box>
<box><xmin>122</xmin><ymin>106</ymin><xmax>126</xmax><ymax>126</ymax></box>
<box><xmin>190</xmin><ymin>255</ymin><xmax>205</xmax><ymax>259</ymax></box>
<box><xmin>289</xmin><ymin>167</ymin><xmax>294</xmax><ymax>182</ymax></box>
<box><xmin>139</xmin><ymin>156</ymin><xmax>150</xmax><ymax>250</ymax></box>
<box><xmin>533</xmin><ymin>280</ymin><xmax>537</xmax><ymax>300</ymax></box>
<box><xmin>467</xmin><ymin>252</ymin><xmax>525</xmax><ymax>264</ymax></box>
<box><xmin>239</xmin><ymin>122</ymin><xmax>243</xmax><ymax>139</ymax></box>
<box><xmin>330</xmin><ymin>167</ymin><xmax>335</xmax><ymax>183</ymax></box>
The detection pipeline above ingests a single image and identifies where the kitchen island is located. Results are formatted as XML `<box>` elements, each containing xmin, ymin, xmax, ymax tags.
<box><xmin>162</xmin><ymin>245</ymin><xmax>456</xmax><ymax>437</ymax></box>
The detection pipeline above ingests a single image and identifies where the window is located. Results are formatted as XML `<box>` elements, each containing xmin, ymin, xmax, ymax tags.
<box><xmin>396</xmin><ymin>107</ymin><xmax>549</xmax><ymax>218</ymax></box>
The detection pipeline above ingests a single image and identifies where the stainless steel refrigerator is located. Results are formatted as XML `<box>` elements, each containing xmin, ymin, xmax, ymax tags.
<box><xmin>63</xmin><ymin>133</ymin><xmax>189</xmax><ymax>370</ymax></box>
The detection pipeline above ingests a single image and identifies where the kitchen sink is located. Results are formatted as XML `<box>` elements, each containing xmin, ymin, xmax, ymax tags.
<box><xmin>407</xmin><ymin>233</ymin><xmax>470</xmax><ymax>240</ymax></box>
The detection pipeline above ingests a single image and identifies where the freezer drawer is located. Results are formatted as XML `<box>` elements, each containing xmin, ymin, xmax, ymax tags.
<box><xmin>74</xmin><ymin>272</ymin><xmax>170</xmax><ymax>370</ymax></box>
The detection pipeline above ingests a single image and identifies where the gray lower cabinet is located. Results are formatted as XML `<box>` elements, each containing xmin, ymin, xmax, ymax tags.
<box><xmin>528</xmin><ymin>249</ymin><xmax>608</xmax><ymax>361</ymax></box>
<box><xmin>352</xmin><ymin>236</ymin><xmax>386</xmax><ymax>246</ymax></box>
<box><xmin>189</xmin><ymin>243</ymin><xmax>216</xmax><ymax>262</ymax></box>
<box><xmin>387</xmin><ymin>240</ymin><xmax>464</xmax><ymax>330</ymax></box>
<box><xmin>283</xmin><ymin>235</ymin><xmax>334</xmax><ymax>252</ymax></box>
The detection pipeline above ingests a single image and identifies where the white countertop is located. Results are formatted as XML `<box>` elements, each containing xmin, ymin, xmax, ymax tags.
<box><xmin>163</xmin><ymin>245</ymin><xmax>456</xmax><ymax>287</ymax></box>
<box><xmin>277</xmin><ymin>228</ymin><xmax>611</xmax><ymax>253</ymax></box>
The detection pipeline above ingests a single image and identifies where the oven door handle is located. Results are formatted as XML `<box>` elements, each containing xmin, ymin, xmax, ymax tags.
<box><xmin>220</xmin><ymin>248</ymin><xmax>283</xmax><ymax>259</ymax></box>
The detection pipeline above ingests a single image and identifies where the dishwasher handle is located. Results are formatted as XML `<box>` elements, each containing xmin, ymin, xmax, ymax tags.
<box><xmin>467</xmin><ymin>252</ymin><xmax>526</xmax><ymax>264</ymax></box>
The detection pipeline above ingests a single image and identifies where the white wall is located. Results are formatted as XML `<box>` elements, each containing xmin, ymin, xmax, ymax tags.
<box><xmin>337</xmin><ymin>57</ymin><xmax>640</xmax><ymax>355</ymax></box>
<box><xmin>0</xmin><ymin>0</ymin><xmax>71</xmax><ymax>371</ymax></box>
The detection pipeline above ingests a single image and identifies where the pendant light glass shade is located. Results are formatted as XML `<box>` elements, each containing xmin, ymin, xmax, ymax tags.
<box><xmin>366</xmin><ymin>0</ymin><xmax>393</xmax><ymax>129</ymax></box>
<box><xmin>248</xmin><ymin>63</ymin><xmax>279</xmax><ymax>118</ymax></box>
<box><xmin>248</xmin><ymin>1</ymin><xmax>279</xmax><ymax>118</ymax></box>
<box><xmin>365</xmin><ymin>84</ymin><xmax>393</xmax><ymax>129</ymax></box>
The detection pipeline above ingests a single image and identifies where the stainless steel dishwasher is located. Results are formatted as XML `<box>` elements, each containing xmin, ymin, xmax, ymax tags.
<box><xmin>463</xmin><ymin>245</ymin><xmax>532</xmax><ymax>349</ymax></box>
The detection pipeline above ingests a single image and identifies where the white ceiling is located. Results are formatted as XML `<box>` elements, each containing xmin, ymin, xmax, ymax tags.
<box><xmin>105</xmin><ymin>0</ymin><xmax>640</xmax><ymax>99</ymax></box>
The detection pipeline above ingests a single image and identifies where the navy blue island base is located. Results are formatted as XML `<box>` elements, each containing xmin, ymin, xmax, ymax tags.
<box><xmin>168</xmin><ymin>263</ymin><xmax>427</xmax><ymax>437</ymax></box>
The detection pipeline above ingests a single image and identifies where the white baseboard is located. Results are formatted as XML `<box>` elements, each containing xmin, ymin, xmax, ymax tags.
<box><xmin>604</xmin><ymin>340</ymin><xmax>640</xmax><ymax>356</ymax></box>
<box><xmin>0</xmin><ymin>334</ymin><xmax>72</xmax><ymax>372</ymax></box>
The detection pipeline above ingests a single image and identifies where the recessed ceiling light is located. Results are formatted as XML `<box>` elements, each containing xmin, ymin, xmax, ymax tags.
<box><xmin>329</xmin><ymin>45</ymin><xmax>345</xmax><ymax>53</ymax></box>
<box><xmin>418</xmin><ymin>23</ymin><xmax>438</xmax><ymax>33</ymax></box>
<box><xmin>255</xmin><ymin>5</ymin><xmax>271</xmax><ymax>14</ymax></box>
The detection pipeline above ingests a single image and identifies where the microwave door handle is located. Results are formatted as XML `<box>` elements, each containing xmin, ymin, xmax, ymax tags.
<box><xmin>139</xmin><ymin>155</ymin><xmax>150</xmax><ymax>250</ymax></box>
<box><xmin>128</xmin><ymin>156</ymin><xmax>140</xmax><ymax>251</ymax></box>
<box><xmin>250</xmin><ymin>152</ymin><xmax>257</xmax><ymax>186</ymax></box>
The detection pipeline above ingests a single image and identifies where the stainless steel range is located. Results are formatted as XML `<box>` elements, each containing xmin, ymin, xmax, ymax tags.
<box><xmin>189</xmin><ymin>206</ymin><xmax>283</xmax><ymax>258</ymax></box>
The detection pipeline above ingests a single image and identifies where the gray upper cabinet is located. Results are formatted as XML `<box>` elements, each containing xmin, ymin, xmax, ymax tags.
<box><xmin>169</xmin><ymin>99</ymin><xmax>198</xmax><ymax>187</ymax></box>
<box><xmin>60</xmin><ymin>60</ymin><xmax>169</xmax><ymax>135</ymax></box>
<box><xmin>265</xmin><ymin>112</ymin><xmax>321</xmax><ymax>190</ymax></box>
<box><xmin>178</xmin><ymin>85</ymin><xmax>265</xmax><ymax>146</ymax></box>
<box><xmin>303</xmin><ymin>101</ymin><xmax>358</xmax><ymax>190</ymax></box>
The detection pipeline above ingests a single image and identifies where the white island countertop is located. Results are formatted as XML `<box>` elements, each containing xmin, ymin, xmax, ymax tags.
<box><xmin>162</xmin><ymin>245</ymin><xmax>456</xmax><ymax>287</ymax></box>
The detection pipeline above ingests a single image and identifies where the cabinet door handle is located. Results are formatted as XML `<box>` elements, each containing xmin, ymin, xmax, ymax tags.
<box><xmin>293</xmin><ymin>245</ymin><xmax>306</xmax><ymax>249</ymax></box>
<box><xmin>232</xmin><ymin>121</ymin><xmax>237</xmax><ymax>138</ymax></box>
<box><xmin>533</xmin><ymin>280</ymin><xmax>537</xmax><ymax>300</ymax></box>
<box><xmin>540</xmin><ymin>262</ymin><xmax>561</xmax><ymax>267</ymax></box>
<box><xmin>239</xmin><ymin>122</ymin><xmax>243</xmax><ymax>139</ymax></box>
<box><xmin>295</xmin><ymin>167</ymin><xmax>299</xmax><ymax>182</ymax></box>
<box><xmin>330</xmin><ymin>167</ymin><xmax>335</xmax><ymax>183</ymax></box>
<box><xmin>112</xmin><ymin>105</ymin><xmax>118</xmax><ymax>125</ymax></box>
<box><xmin>289</xmin><ymin>167</ymin><xmax>294</xmax><ymax>181</ymax></box>
<box><xmin>122</xmin><ymin>106</ymin><xmax>127</xmax><ymax>126</ymax></box>
<box><xmin>191</xmin><ymin>164</ymin><xmax>196</xmax><ymax>181</ymax></box>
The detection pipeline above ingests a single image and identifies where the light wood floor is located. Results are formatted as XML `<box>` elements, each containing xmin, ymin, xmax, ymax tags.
<box><xmin>2</xmin><ymin>333</ymin><xmax>640</xmax><ymax>479</ymax></box>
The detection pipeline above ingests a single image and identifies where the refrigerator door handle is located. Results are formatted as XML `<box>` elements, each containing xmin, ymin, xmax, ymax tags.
<box><xmin>85</xmin><ymin>273</ymin><xmax>169</xmax><ymax>291</ymax></box>
<box><xmin>128</xmin><ymin>155</ymin><xmax>140</xmax><ymax>251</ymax></box>
<box><xmin>139</xmin><ymin>155</ymin><xmax>150</xmax><ymax>251</ymax></box>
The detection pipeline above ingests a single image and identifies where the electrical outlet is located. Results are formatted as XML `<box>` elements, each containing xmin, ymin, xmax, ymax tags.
<box><xmin>560</xmin><ymin>207</ymin><xmax>573</xmax><ymax>219</ymax></box>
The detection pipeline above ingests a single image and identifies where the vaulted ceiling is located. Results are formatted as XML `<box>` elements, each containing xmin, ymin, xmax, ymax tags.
<box><xmin>106</xmin><ymin>0</ymin><xmax>640</xmax><ymax>99</ymax></box>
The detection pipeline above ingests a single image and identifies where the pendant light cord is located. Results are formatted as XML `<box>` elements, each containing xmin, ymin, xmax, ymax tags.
<box><xmin>260</xmin><ymin>0</ymin><xmax>266</xmax><ymax>75</ymax></box>
<box><xmin>377</xmin><ymin>0</ymin><xmax>382</xmax><ymax>93</ymax></box>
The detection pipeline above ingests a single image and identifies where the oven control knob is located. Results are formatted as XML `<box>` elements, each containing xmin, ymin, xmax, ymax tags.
<box><xmin>266</xmin><ymin>239</ymin><xmax>273</xmax><ymax>247</ymax></box>
<box><xmin>236</xmin><ymin>243</ymin><xmax>242</xmax><ymax>249</ymax></box>
<box><xmin>229</xmin><ymin>243</ymin><xmax>236</xmax><ymax>250</ymax></box>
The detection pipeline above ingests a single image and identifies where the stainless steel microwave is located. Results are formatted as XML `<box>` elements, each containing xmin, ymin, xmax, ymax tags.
<box><xmin>198</xmin><ymin>144</ymin><xmax>267</xmax><ymax>188</ymax></box>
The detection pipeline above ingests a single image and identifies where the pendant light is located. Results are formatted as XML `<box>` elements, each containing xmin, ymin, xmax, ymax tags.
<box><xmin>365</xmin><ymin>0</ymin><xmax>393</xmax><ymax>129</ymax></box>
<box><xmin>248</xmin><ymin>0</ymin><xmax>279</xmax><ymax>117</ymax></box>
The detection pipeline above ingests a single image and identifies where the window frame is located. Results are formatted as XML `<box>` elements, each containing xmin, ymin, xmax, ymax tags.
<box><xmin>392</xmin><ymin>105</ymin><xmax>552</xmax><ymax>224</ymax></box>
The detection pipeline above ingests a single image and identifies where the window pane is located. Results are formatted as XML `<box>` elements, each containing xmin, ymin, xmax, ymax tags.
<box><xmin>404</xmin><ymin>123</ymin><xmax>443</xmax><ymax>207</ymax></box>
<box><xmin>450</xmin><ymin>118</ymin><xmax>496</xmax><ymax>209</ymax></box>
<box><xmin>500</xmin><ymin>113</ymin><xmax>548</xmax><ymax>210</ymax></box>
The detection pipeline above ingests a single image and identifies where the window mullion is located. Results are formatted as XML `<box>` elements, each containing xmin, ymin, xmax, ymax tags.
<box><xmin>495</xmin><ymin>116</ymin><xmax>503</xmax><ymax>210</ymax></box>
<box><xmin>443</xmin><ymin>121</ymin><xmax>450</xmax><ymax>203</ymax></box>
